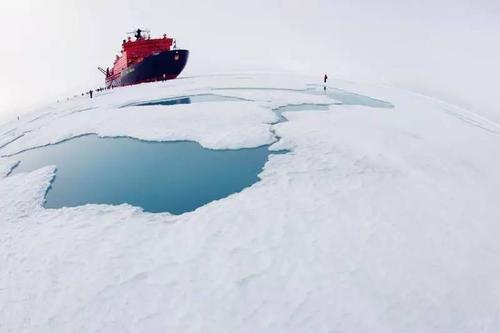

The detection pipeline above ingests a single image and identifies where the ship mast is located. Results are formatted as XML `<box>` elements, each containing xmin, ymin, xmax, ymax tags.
<box><xmin>127</xmin><ymin>28</ymin><xmax>151</xmax><ymax>41</ymax></box>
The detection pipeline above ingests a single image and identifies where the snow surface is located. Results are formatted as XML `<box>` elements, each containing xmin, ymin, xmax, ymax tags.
<box><xmin>1</xmin><ymin>73</ymin><xmax>500</xmax><ymax>332</ymax></box>
<box><xmin>0</xmin><ymin>159</ymin><xmax>18</xmax><ymax>177</ymax></box>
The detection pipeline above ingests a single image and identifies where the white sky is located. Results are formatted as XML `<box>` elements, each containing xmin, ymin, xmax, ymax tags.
<box><xmin>1</xmin><ymin>0</ymin><xmax>499</xmax><ymax>123</ymax></box>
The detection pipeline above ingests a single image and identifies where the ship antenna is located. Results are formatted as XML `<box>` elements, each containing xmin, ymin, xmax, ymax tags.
<box><xmin>126</xmin><ymin>28</ymin><xmax>151</xmax><ymax>40</ymax></box>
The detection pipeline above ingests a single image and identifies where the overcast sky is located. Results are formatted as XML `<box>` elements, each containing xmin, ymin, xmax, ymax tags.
<box><xmin>1</xmin><ymin>0</ymin><xmax>499</xmax><ymax>123</ymax></box>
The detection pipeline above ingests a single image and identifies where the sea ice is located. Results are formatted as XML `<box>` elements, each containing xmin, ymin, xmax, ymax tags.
<box><xmin>1</xmin><ymin>73</ymin><xmax>500</xmax><ymax>332</ymax></box>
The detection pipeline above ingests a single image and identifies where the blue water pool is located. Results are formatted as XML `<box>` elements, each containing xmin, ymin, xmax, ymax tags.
<box><xmin>274</xmin><ymin>104</ymin><xmax>331</xmax><ymax>113</ymax></box>
<box><xmin>209</xmin><ymin>87</ymin><xmax>394</xmax><ymax>109</ymax></box>
<box><xmin>306</xmin><ymin>86</ymin><xmax>394</xmax><ymax>108</ymax></box>
<box><xmin>11</xmin><ymin>135</ymin><xmax>272</xmax><ymax>214</ymax></box>
<box><xmin>128</xmin><ymin>94</ymin><xmax>250</xmax><ymax>107</ymax></box>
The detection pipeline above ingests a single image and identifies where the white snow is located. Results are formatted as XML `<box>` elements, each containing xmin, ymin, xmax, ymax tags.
<box><xmin>0</xmin><ymin>159</ymin><xmax>19</xmax><ymax>177</ymax></box>
<box><xmin>1</xmin><ymin>73</ymin><xmax>500</xmax><ymax>332</ymax></box>
<box><xmin>0</xmin><ymin>165</ymin><xmax>55</xmax><ymax>221</ymax></box>
<box><xmin>0</xmin><ymin>102</ymin><xmax>278</xmax><ymax>155</ymax></box>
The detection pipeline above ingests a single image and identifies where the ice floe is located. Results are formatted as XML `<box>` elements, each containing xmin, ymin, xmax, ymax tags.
<box><xmin>1</xmin><ymin>73</ymin><xmax>500</xmax><ymax>332</ymax></box>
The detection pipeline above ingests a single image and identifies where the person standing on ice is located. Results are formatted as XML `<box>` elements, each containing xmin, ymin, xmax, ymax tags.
<box><xmin>89</xmin><ymin>90</ymin><xmax>93</xmax><ymax>99</ymax></box>
<box><xmin>324</xmin><ymin>74</ymin><xmax>328</xmax><ymax>83</ymax></box>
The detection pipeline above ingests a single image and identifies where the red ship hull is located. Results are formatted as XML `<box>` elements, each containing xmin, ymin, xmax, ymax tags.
<box><xmin>106</xmin><ymin>49</ymin><xmax>188</xmax><ymax>87</ymax></box>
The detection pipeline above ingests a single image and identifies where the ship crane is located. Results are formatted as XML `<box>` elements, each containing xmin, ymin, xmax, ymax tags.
<box><xmin>97</xmin><ymin>67</ymin><xmax>108</xmax><ymax>76</ymax></box>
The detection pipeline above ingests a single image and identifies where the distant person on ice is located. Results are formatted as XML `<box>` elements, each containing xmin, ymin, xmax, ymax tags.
<box><xmin>89</xmin><ymin>90</ymin><xmax>93</xmax><ymax>99</ymax></box>
<box><xmin>324</xmin><ymin>74</ymin><xmax>328</xmax><ymax>83</ymax></box>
